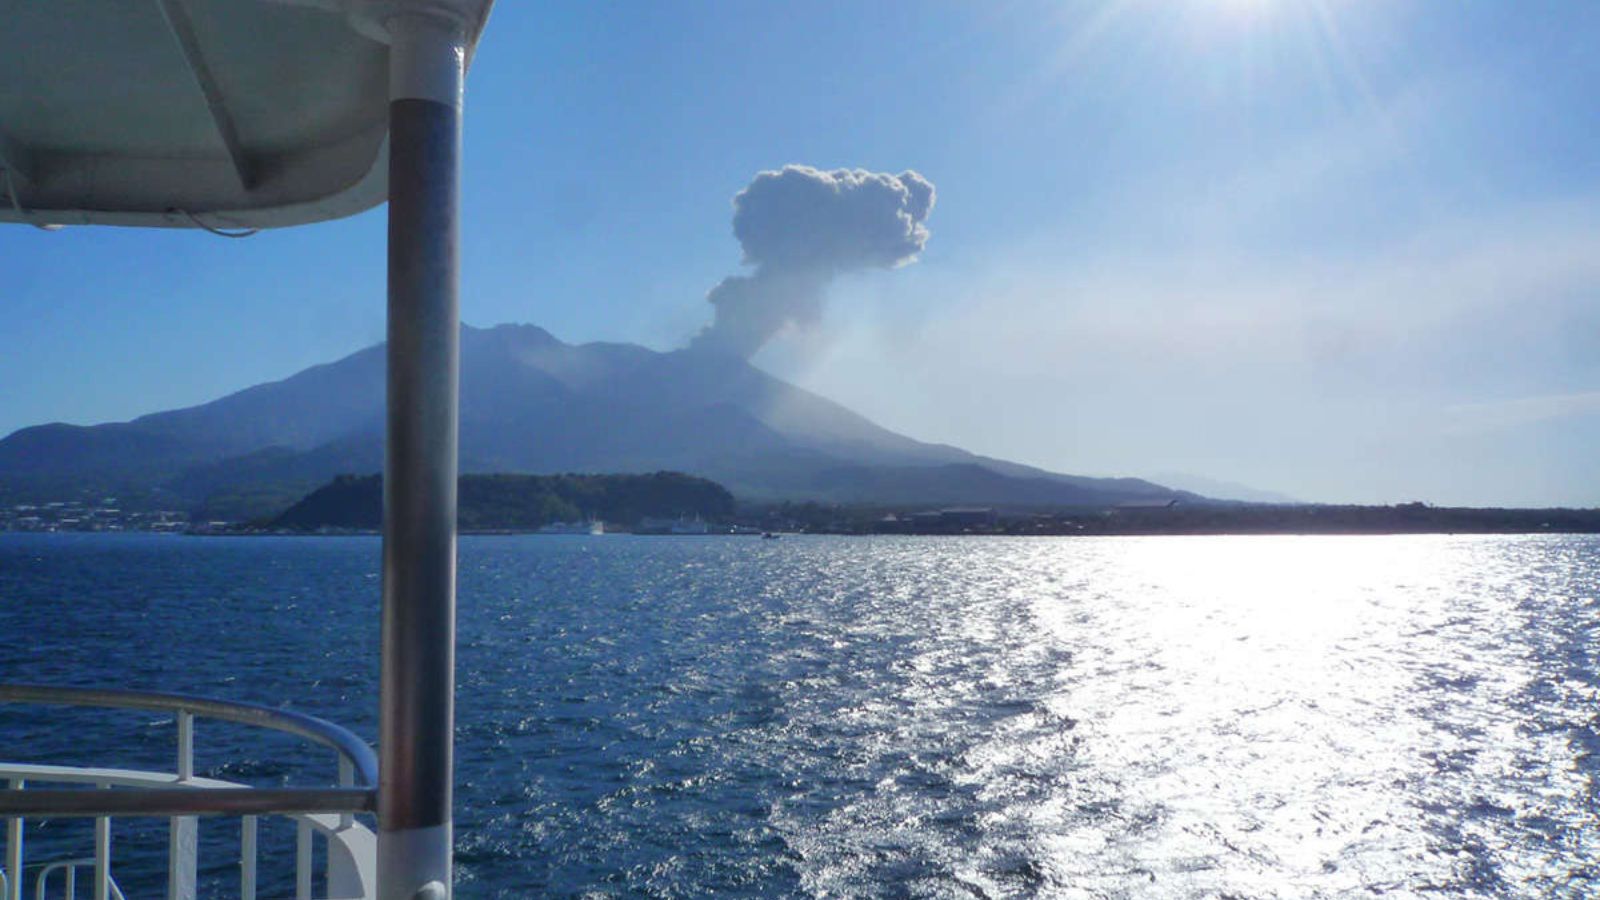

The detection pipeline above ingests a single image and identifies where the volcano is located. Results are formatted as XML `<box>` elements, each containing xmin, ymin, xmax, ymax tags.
<box><xmin>0</xmin><ymin>324</ymin><xmax>1191</xmax><ymax>515</ymax></box>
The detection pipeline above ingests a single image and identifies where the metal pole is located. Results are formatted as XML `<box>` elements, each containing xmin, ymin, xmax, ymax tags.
<box><xmin>378</xmin><ymin>10</ymin><xmax>465</xmax><ymax>900</ymax></box>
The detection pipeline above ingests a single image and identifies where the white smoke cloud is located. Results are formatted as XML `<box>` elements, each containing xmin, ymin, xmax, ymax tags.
<box><xmin>692</xmin><ymin>165</ymin><xmax>935</xmax><ymax>357</ymax></box>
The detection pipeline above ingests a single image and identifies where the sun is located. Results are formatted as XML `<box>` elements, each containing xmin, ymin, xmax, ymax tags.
<box><xmin>1186</xmin><ymin>0</ymin><xmax>1309</xmax><ymax>37</ymax></box>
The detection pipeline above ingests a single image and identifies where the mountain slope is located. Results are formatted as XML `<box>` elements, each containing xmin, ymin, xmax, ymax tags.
<box><xmin>0</xmin><ymin>323</ymin><xmax>1189</xmax><ymax>513</ymax></box>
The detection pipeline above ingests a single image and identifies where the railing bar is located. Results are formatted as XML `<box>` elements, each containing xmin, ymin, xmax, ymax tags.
<box><xmin>239</xmin><ymin>816</ymin><xmax>256</xmax><ymax>900</ymax></box>
<box><xmin>24</xmin><ymin>859</ymin><xmax>98</xmax><ymax>900</ymax></box>
<box><xmin>295</xmin><ymin>820</ymin><xmax>311</xmax><ymax>900</ymax></box>
<box><xmin>0</xmin><ymin>686</ymin><xmax>377</xmax><ymax>788</ymax></box>
<box><xmin>2</xmin><ymin>686</ymin><xmax>380</xmax><ymax>899</ymax></box>
<box><xmin>0</xmin><ymin>787</ymin><xmax>376</xmax><ymax>818</ymax></box>
<box><xmin>5</xmin><ymin>778</ymin><xmax>22</xmax><ymax>900</ymax></box>
<box><xmin>92</xmin><ymin>785</ymin><xmax>109</xmax><ymax>900</ymax></box>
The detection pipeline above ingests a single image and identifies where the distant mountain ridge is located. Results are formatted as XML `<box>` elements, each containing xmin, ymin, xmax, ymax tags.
<box><xmin>0</xmin><ymin>323</ymin><xmax>1195</xmax><ymax>515</ymax></box>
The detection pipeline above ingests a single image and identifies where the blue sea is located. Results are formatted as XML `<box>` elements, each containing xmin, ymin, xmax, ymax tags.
<box><xmin>2</xmin><ymin>533</ymin><xmax>1597</xmax><ymax>897</ymax></box>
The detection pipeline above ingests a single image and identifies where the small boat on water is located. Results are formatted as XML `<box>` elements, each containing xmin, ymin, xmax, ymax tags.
<box><xmin>537</xmin><ymin>520</ymin><xmax>605</xmax><ymax>535</ymax></box>
<box><xmin>762</xmin><ymin>532</ymin><xmax>781</xmax><ymax>540</ymax></box>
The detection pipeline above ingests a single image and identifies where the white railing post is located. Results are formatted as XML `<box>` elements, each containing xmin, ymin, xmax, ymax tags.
<box><xmin>93</xmin><ymin>785</ymin><xmax>110</xmax><ymax>900</ymax></box>
<box><xmin>176</xmin><ymin>710</ymin><xmax>194</xmax><ymax>781</ymax></box>
<box><xmin>329</xmin><ymin>752</ymin><xmax>364</xmax><ymax>894</ymax></box>
<box><xmin>338</xmin><ymin>755</ymin><xmax>355</xmax><ymax>832</ymax></box>
<box><xmin>239</xmin><ymin>816</ymin><xmax>257</xmax><ymax>900</ymax></box>
<box><xmin>169</xmin><ymin>710</ymin><xmax>197</xmax><ymax>900</ymax></box>
<box><xmin>296</xmin><ymin>820</ymin><xmax>312</xmax><ymax>900</ymax></box>
<box><xmin>3</xmin><ymin>785</ymin><xmax>18</xmax><ymax>900</ymax></box>
<box><xmin>32</xmin><ymin>862</ymin><xmax>50</xmax><ymax>900</ymax></box>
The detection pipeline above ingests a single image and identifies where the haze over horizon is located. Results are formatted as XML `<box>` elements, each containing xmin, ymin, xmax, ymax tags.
<box><xmin>4</xmin><ymin>1</ymin><xmax>1598</xmax><ymax>508</ymax></box>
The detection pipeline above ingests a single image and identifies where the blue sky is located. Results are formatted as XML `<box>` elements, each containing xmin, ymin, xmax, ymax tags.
<box><xmin>4</xmin><ymin>0</ymin><xmax>1599</xmax><ymax>505</ymax></box>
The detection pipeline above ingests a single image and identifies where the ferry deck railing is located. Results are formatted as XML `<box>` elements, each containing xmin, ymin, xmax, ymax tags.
<box><xmin>0</xmin><ymin>685</ymin><xmax>377</xmax><ymax>900</ymax></box>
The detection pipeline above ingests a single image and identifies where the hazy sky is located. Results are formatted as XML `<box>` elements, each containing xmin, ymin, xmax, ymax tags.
<box><xmin>4</xmin><ymin>1</ymin><xmax>1599</xmax><ymax>506</ymax></box>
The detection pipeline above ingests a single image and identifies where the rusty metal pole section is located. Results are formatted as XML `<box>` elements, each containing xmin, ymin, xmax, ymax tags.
<box><xmin>378</xmin><ymin>7</ymin><xmax>466</xmax><ymax>900</ymax></box>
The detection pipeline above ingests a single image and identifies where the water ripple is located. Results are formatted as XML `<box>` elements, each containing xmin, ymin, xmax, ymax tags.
<box><xmin>2</xmin><ymin>533</ymin><xmax>1597</xmax><ymax>897</ymax></box>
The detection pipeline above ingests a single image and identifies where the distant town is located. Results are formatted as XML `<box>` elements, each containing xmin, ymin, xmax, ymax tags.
<box><xmin>0</xmin><ymin>499</ymin><xmax>194</xmax><ymax>533</ymax></box>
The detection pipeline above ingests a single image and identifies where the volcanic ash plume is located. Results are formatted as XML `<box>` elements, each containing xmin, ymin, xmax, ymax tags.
<box><xmin>691</xmin><ymin>165</ymin><xmax>935</xmax><ymax>357</ymax></box>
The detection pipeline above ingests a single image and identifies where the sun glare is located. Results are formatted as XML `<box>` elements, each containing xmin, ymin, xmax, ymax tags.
<box><xmin>1210</xmin><ymin>0</ymin><xmax>1281</xmax><ymax>25</ymax></box>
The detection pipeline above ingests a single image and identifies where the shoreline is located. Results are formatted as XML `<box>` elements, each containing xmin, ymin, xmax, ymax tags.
<box><xmin>8</xmin><ymin>526</ymin><xmax>1600</xmax><ymax>539</ymax></box>
<box><xmin>9</xmin><ymin>501</ymin><xmax>1600</xmax><ymax>539</ymax></box>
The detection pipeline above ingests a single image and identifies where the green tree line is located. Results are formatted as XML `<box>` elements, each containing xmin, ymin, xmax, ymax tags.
<box><xmin>273</xmin><ymin>472</ymin><xmax>735</xmax><ymax>530</ymax></box>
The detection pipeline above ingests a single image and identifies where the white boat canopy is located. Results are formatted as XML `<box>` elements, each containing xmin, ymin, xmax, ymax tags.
<box><xmin>4</xmin><ymin>2</ymin><xmax>495</xmax><ymax>897</ymax></box>
<box><xmin>0</xmin><ymin>0</ymin><xmax>491</xmax><ymax>230</ymax></box>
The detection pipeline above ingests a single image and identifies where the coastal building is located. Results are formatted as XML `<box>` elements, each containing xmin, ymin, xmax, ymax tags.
<box><xmin>907</xmin><ymin>507</ymin><xmax>1000</xmax><ymax>530</ymax></box>
<box><xmin>938</xmin><ymin>507</ymin><xmax>1000</xmax><ymax>528</ymax></box>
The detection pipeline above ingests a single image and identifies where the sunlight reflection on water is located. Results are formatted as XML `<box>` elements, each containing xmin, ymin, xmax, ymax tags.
<box><xmin>760</xmin><ymin>535</ymin><xmax>1598</xmax><ymax>898</ymax></box>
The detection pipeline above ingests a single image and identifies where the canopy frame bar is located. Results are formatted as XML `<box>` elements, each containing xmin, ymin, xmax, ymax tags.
<box><xmin>155</xmin><ymin>0</ymin><xmax>256</xmax><ymax>190</ymax></box>
<box><xmin>0</xmin><ymin>128</ymin><xmax>34</xmax><ymax>184</ymax></box>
